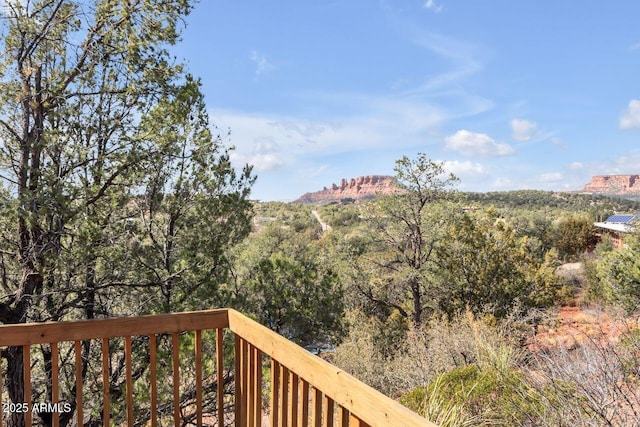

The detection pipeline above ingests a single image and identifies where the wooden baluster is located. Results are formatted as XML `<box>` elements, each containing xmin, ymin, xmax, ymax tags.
<box><xmin>234</xmin><ymin>336</ymin><xmax>241</xmax><ymax>426</ymax></box>
<box><xmin>290</xmin><ymin>373</ymin><xmax>299</xmax><ymax>427</ymax></box>
<box><xmin>235</xmin><ymin>336</ymin><xmax>248</xmax><ymax>427</ymax></box>
<box><xmin>150</xmin><ymin>334</ymin><xmax>158</xmax><ymax>427</ymax></box>
<box><xmin>270</xmin><ymin>359</ymin><xmax>280</xmax><ymax>427</ymax></box>
<box><xmin>101</xmin><ymin>338</ymin><xmax>110</xmax><ymax>427</ymax></box>
<box><xmin>74</xmin><ymin>341</ymin><xmax>82</xmax><ymax>426</ymax></box>
<box><xmin>300</xmin><ymin>380</ymin><xmax>310</xmax><ymax>427</ymax></box>
<box><xmin>253</xmin><ymin>346</ymin><xmax>262</xmax><ymax>427</ymax></box>
<box><xmin>338</xmin><ymin>406</ymin><xmax>349</xmax><ymax>427</ymax></box>
<box><xmin>243</xmin><ymin>339</ymin><xmax>251</xmax><ymax>427</ymax></box>
<box><xmin>172</xmin><ymin>332</ymin><xmax>180</xmax><ymax>427</ymax></box>
<box><xmin>348</xmin><ymin>414</ymin><xmax>370</xmax><ymax>427</ymax></box>
<box><xmin>23</xmin><ymin>345</ymin><xmax>31</xmax><ymax>426</ymax></box>
<box><xmin>248</xmin><ymin>343</ymin><xmax>255</xmax><ymax>427</ymax></box>
<box><xmin>125</xmin><ymin>336</ymin><xmax>133</xmax><ymax>427</ymax></box>
<box><xmin>216</xmin><ymin>328</ymin><xmax>224</xmax><ymax>425</ymax></box>
<box><xmin>323</xmin><ymin>396</ymin><xmax>334</xmax><ymax>427</ymax></box>
<box><xmin>279</xmin><ymin>366</ymin><xmax>289</xmax><ymax>427</ymax></box>
<box><xmin>311</xmin><ymin>388</ymin><xmax>322</xmax><ymax>427</ymax></box>
<box><xmin>51</xmin><ymin>342</ymin><xmax>59</xmax><ymax>427</ymax></box>
<box><xmin>195</xmin><ymin>330</ymin><xmax>203</xmax><ymax>427</ymax></box>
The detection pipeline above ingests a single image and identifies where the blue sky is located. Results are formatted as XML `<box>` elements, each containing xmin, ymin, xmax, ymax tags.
<box><xmin>176</xmin><ymin>1</ymin><xmax>640</xmax><ymax>201</ymax></box>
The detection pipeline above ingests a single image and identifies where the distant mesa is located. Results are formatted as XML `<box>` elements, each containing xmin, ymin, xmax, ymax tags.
<box><xmin>295</xmin><ymin>175</ymin><xmax>401</xmax><ymax>204</ymax></box>
<box><xmin>581</xmin><ymin>174</ymin><xmax>640</xmax><ymax>195</ymax></box>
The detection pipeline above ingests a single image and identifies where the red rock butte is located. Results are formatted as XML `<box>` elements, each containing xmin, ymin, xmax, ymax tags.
<box><xmin>295</xmin><ymin>175</ymin><xmax>401</xmax><ymax>204</ymax></box>
<box><xmin>582</xmin><ymin>174</ymin><xmax>640</xmax><ymax>195</ymax></box>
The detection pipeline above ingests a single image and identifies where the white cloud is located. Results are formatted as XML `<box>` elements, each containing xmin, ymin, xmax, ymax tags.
<box><xmin>591</xmin><ymin>152</ymin><xmax>640</xmax><ymax>174</ymax></box>
<box><xmin>249</xmin><ymin>51</ymin><xmax>275</xmax><ymax>76</ymax></box>
<box><xmin>229</xmin><ymin>137</ymin><xmax>285</xmax><ymax>172</ymax></box>
<box><xmin>620</xmin><ymin>100</ymin><xmax>640</xmax><ymax>130</ymax></box>
<box><xmin>424</xmin><ymin>0</ymin><xmax>443</xmax><ymax>13</ymax></box>
<box><xmin>214</xmin><ymin>96</ymin><xmax>445</xmax><ymax>172</ymax></box>
<box><xmin>630</xmin><ymin>43</ymin><xmax>640</xmax><ymax>51</ymax></box>
<box><xmin>558</xmin><ymin>153</ymin><xmax>640</xmax><ymax>192</ymax></box>
<box><xmin>389</xmin><ymin>25</ymin><xmax>491</xmax><ymax>114</ymax></box>
<box><xmin>444</xmin><ymin>160</ymin><xmax>487</xmax><ymax>179</ymax></box>
<box><xmin>491</xmin><ymin>178</ymin><xmax>513</xmax><ymax>189</ymax></box>
<box><xmin>232</xmin><ymin>152</ymin><xmax>284</xmax><ymax>172</ymax></box>
<box><xmin>443</xmin><ymin>160</ymin><xmax>488</xmax><ymax>187</ymax></box>
<box><xmin>510</xmin><ymin>119</ymin><xmax>538</xmax><ymax>141</ymax></box>
<box><xmin>444</xmin><ymin>130</ymin><xmax>514</xmax><ymax>157</ymax></box>
<box><xmin>569</xmin><ymin>162</ymin><xmax>584</xmax><ymax>171</ymax></box>
<box><xmin>405</xmin><ymin>32</ymin><xmax>485</xmax><ymax>94</ymax></box>
<box><xmin>380</xmin><ymin>26</ymin><xmax>493</xmax><ymax>122</ymax></box>
<box><xmin>539</xmin><ymin>172</ymin><xmax>564</xmax><ymax>182</ymax></box>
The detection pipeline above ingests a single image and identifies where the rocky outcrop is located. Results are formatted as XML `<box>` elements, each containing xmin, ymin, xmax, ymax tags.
<box><xmin>295</xmin><ymin>175</ymin><xmax>401</xmax><ymax>204</ymax></box>
<box><xmin>582</xmin><ymin>175</ymin><xmax>640</xmax><ymax>195</ymax></box>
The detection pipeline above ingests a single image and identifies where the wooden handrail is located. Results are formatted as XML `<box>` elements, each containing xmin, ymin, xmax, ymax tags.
<box><xmin>227</xmin><ymin>309</ymin><xmax>435</xmax><ymax>427</ymax></box>
<box><xmin>0</xmin><ymin>309</ymin><xmax>229</xmax><ymax>346</ymax></box>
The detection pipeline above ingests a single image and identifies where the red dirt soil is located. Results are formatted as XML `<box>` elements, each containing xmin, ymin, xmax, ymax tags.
<box><xmin>528</xmin><ymin>306</ymin><xmax>640</xmax><ymax>352</ymax></box>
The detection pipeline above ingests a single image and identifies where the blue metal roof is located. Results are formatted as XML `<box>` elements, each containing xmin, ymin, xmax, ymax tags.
<box><xmin>604</xmin><ymin>214</ymin><xmax>640</xmax><ymax>224</ymax></box>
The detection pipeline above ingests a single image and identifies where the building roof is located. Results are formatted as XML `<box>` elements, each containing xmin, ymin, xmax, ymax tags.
<box><xmin>594</xmin><ymin>214</ymin><xmax>640</xmax><ymax>233</ymax></box>
<box><xmin>604</xmin><ymin>214</ymin><xmax>640</xmax><ymax>224</ymax></box>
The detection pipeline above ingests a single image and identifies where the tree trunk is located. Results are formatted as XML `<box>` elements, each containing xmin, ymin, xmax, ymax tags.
<box><xmin>411</xmin><ymin>277</ymin><xmax>422</xmax><ymax>329</ymax></box>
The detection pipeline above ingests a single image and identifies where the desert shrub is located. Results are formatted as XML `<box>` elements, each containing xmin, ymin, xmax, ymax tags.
<box><xmin>581</xmin><ymin>234</ymin><xmax>640</xmax><ymax>313</ymax></box>
<box><xmin>583</xmin><ymin>255</ymin><xmax>611</xmax><ymax>306</ymax></box>
<box><xmin>528</xmin><ymin>329</ymin><xmax>640</xmax><ymax>426</ymax></box>
<box><xmin>333</xmin><ymin>310</ymin><xmax>523</xmax><ymax>397</ymax></box>
<box><xmin>337</xmin><ymin>290</ymin><xmax>640</xmax><ymax>426</ymax></box>
<box><xmin>400</xmin><ymin>318</ymin><xmax>543</xmax><ymax>426</ymax></box>
<box><xmin>400</xmin><ymin>373</ymin><xmax>485</xmax><ymax>427</ymax></box>
<box><xmin>329</xmin><ymin>310</ymin><xmax>390</xmax><ymax>393</ymax></box>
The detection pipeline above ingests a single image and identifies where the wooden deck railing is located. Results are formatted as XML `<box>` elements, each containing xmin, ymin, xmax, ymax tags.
<box><xmin>0</xmin><ymin>309</ymin><xmax>435</xmax><ymax>427</ymax></box>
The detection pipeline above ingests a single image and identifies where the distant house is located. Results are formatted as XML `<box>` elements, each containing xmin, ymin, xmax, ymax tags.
<box><xmin>594</xmin><ymin>214</ymin><xmax>640</xmax><ymax>249</ymax></box>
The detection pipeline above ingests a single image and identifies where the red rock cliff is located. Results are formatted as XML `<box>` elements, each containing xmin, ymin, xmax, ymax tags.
<box><xmin>582</xmin><ymin>174</ymin><xmax>640</xmax><ymax>194</ymax></box>
<box><xmin>295</xmin><ymin>175</ymin><xmax>401</xmax><ymax>204</ymax></box>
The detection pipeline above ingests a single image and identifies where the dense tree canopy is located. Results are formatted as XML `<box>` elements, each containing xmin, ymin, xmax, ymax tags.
<box><xmin>590</xmin><ymin>234</ymin><xmax>640</xmax><ymax>313</ymax></box>
<box><xmin>437</xmin><ymin>210</ymin><xmax>565</xmax><ymax>317</ymax></box>
<box><xmin>0</xmin><ymin>1</ymin><xmax>254</xmax><ymax>425</ymax></box>
<box><xmin>353</xmin><ymin>154</ymin><xmax>459</xmax><ymax>328</ymax></box>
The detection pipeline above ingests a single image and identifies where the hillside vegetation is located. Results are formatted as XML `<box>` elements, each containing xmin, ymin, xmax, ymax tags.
<box><xmin>241</xmin><ymin>156</ymin><xmax>640</xmax><ymax>426</ymax></box>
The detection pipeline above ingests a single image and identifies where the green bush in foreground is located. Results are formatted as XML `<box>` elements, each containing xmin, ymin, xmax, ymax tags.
<box><xmin>401</xmin><ymin>364</ymin><xmax>544</xmax><ymax>426</ymax></box>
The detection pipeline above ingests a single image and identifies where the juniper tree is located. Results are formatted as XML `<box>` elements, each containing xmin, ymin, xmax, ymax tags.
<box><xmin>0</xmin><ymin>1</ymin><xmax>253</xmax><ymax>425</ymax></box>
<box><xmin>356</xmin><ymin>154</ymin><xmax>459</xmax><ymax>328</ymax></box>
